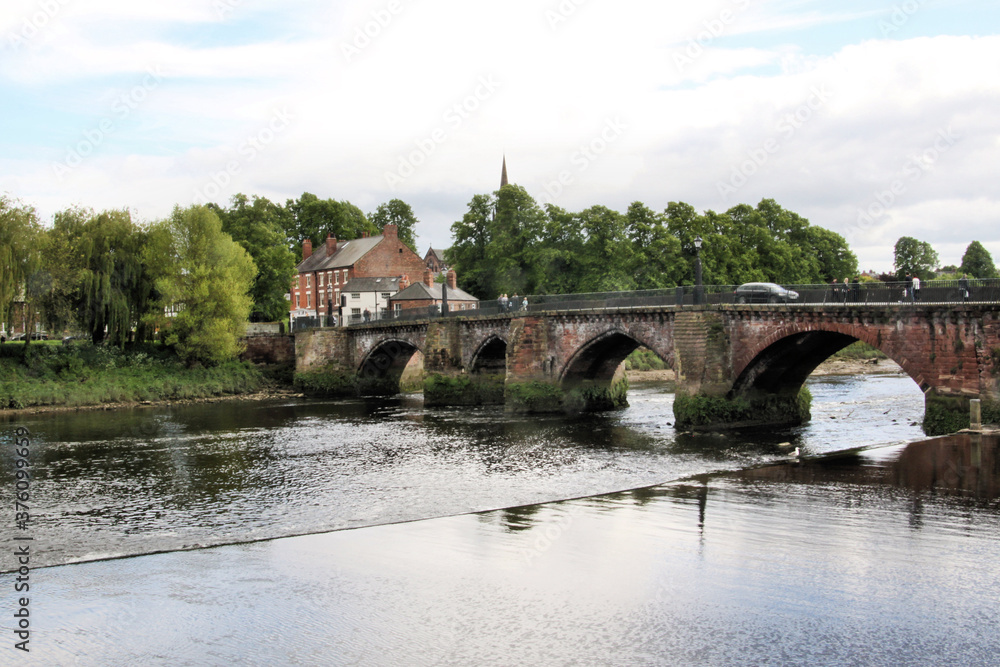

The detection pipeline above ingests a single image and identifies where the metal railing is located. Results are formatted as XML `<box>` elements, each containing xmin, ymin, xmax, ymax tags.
<box><xmin>292</xmin><ymin>279</ymin><xmax>999</xmax><ymax>329</ymax></box>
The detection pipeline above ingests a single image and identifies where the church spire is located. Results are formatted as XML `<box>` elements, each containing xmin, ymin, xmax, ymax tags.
<box><xmin>500</xmin><ymin>155</ymin><xmax>508</xmax><ymax>188</ymax></box>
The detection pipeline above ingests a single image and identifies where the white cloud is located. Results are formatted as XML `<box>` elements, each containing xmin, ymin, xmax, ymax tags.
<box><xmin>2</xmin><ymin>1</ymin><xmax>999</xmax><ymax>273</ymax></box>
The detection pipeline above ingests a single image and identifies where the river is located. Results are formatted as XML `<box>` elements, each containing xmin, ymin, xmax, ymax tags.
<box><xmin>3</xmin><ymin>372</ymin><xmax>999</xmax><ymax>665</ymax></box>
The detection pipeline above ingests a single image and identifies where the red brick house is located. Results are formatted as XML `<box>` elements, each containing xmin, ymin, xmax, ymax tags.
<box><xmin>389</xmin><ymin>269</ymin><xmax>478</xmax><ymax>315</ymax></box>
<box><xmin>290</xmin><ymin>224</ymin><xmax>426</xmax><ymax>324</ymax></box>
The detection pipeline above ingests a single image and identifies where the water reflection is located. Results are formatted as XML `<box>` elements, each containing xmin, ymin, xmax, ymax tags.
<box><xmin>0</xmin><ymin>375</ymin><xmax>927</xmax><ymax>570</ymax></box>
<box><xmin>12</xmin><ymin>434</ymin><xmax>999</xmax><ymax>666</ymax></box>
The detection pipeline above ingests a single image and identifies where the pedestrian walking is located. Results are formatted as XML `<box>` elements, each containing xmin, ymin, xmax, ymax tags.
<box><xmin>905</xmin><ymin>274</ymin><xmax>913</xmax><ymax>303</ymax></box>
<box><xmin>959</xmin><ymin>274</ymin><xmax>970</xmax><ymax>302</ymax></box>
<box><xmin>912</xmin><ymin>275</ymin><xmax>921</xmax><ymax>302</ymax></box>
<box><xmin>842</xmin><ymin>277</ymin><xmax>850</xmax><ymax>303</ymax></box>
<box><xmin>510</xmin><ymin>293</ymin><xmax>519</xmax><ymax>312</ymax></box>
<box><xmin>499</xmin><ymin>293</ymin><xmax>508</xmax><ymax>312</ymax></box>
<box><xmin>521</xmin><ymin>296</ymin><xmax>528</xmax><ymax>311</ymax></box>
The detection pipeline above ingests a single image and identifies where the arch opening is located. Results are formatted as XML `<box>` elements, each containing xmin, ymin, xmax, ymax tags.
<box><xmin>358</xmin><ymin>339</ymin><xmax>420</xmax><ymax>395</ymax></box>
<box><xmin>471</xmin><ymin>336</ymin><xmax>507</xmax><ymax>375</ymax></box>
<box><xmin>731</xmin><ymin>331</ymin><xmax>860</xmax><ymax>399</ymax></box>
<box><xmin>561</xmin><ymin>332</ymin><xmax>649</xmax><ymax>411</ymax></box>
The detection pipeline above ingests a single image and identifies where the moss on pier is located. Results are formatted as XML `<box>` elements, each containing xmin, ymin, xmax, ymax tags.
<box><xmin>673</xmin><ymin>386</ymin><xmax>812</xmax><ymax>430</ymax></box>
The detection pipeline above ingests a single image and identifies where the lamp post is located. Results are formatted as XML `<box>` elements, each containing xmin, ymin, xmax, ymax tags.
<box><xmin>694</xmin><ymin>235</ymin><xmax>703</xmax><ymax>305</ymax></box>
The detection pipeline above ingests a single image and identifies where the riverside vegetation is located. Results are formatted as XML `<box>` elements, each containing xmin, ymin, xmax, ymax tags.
<box><xmin>0</xmin><ymin>341</ymin><xmax>274</xmax><ymax>411</ymax></box>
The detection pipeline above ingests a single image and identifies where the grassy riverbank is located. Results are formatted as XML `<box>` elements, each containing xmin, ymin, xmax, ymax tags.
<box><xmin>0</xmin><ymin>341</ymin><xmax>275</xmax><ymax>411</ymax></box>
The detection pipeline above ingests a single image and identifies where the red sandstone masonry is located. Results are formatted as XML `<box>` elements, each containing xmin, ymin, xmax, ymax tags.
<box><xmin>292</xmin><ymin>304</ymin><xmax>1000</xmax><ymax>402</ymax></box>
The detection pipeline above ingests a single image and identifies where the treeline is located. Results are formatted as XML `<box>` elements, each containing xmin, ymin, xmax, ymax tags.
<box><xmin>0</xmin><ymin>192</ymin><xmax>419</xmax><ymax>365</ymax></box>
<box><xmin>446</xmin><ymin>186</ymin><xmax>859</xmax><ymax>298</ymax></box>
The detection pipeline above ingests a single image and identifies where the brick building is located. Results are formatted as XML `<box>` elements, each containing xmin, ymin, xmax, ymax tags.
<box><xmin>424</xmin><ymin>247</ymin><xmax>447</xmax><ymax>274</ymax></box>
<box><xmin>389</xmin><ymin>269</ymin><xmax>478</xmax><ymax>315</ymax></box>
<box><xmin>290</xmin><ymin>224</ymin><xmax>426</xmax><ymax>325</ymax></box>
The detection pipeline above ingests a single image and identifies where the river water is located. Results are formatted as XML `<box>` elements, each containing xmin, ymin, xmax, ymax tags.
<box><xmin>3</xmin><ymin>373</ymin><xmax>1000</xmax><ymax>665</ymax></box>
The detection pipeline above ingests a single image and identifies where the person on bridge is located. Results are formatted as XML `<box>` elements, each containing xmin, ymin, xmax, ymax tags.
<box><xmin>905</xmin><ymin>274</ymin><xmax>913</xmax><ymax>302</ymax></box>
<box><xmin>912</xmin><ymin>275</ymin><xmax>921</xmax><ymax>302</ymax></box>
<box><xmin>960</xmin><ymin>274</ymin><xmax>970</xmax><ymax>302</ymax></box>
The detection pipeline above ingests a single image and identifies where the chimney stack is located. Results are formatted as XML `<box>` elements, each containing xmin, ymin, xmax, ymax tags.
<box><xmin>399</xmin><ymin>274</ymin><xmax>410</xmax><ymax>290</ymax></box>
<box><xmin>383</xmin><ymin>224</ymin><xmax>398</xmax><ymax>238</ymax></box>
<box><xmin>423</xmin><ymin>268</ymin><xmax>434</xmax><ymax>288</ymax></box>
<box><xmin>446</xmin><ymin>269</ymin><xmax>457</xmax><ymax>290</ymax></box>
<box><xmin>302</xmin><ymin>238</ymin><xmax>312</xmax><ymax>260</ymax></box>
<box><xmin>326</xmin><ymin>234</ymin><xmax>337</xmax><ymax>256</ymax></box>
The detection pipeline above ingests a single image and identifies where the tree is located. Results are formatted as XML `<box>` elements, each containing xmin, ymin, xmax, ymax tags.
<box><xmin>446</xmin><ymin>193</ymin><xmax>495</xmax><ymax>298</ymax></box>
<box><xmin>286</xmin><ymin>193</ymin><xmax>374</xmax><ymax>253</ymax></box>
<box><xmin>575</xmin><ymin>205</ymin><xmax>634</xmax><ymax>292</ymax></box>
<box><xmin>145</xmin><ymin>205</ymin><xmax>256</xmax><ymax>366</ymax></box>
<box><xmin>370</xmin><ymin>199</ymin><xmax>419</xmax><ymax>253</ymax></box>
<box><xmin>75</xmin><ymin>209</ymin><xmax>153</xmax><ymax>346</ymax></box>
<box><xmin>625</xmin><ymin>202</ymin><xmax>684</xmax><ymax>290</ymax></box>
<box><xmin>215</xmin><ymin>194</ymin><xmax>297</xmax><ymax>322</ymax></box>
<box><xmin>894</xmin><ymin>236</ymin><xmax>939</xmax><ymax>280</ymax></box>
<box><xmin>0</xmin><ymin>196</ymin><xmax>43</xmax><ymax>339</ymax></box>
<box><xmin>959</xmin><ymin>240</ymin><xmax>998</xmax><ymax>279</ymax></box>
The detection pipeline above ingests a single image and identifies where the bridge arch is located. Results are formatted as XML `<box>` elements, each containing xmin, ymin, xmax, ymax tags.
<box><xmin>470</xmin><ymin>335</ymin><xmax>508</xmax><ymax>375</ymax></box>
<box><xmin>358</xmin><ymin>338</ymin><xmax>422</xmax><ymax>395</ymax></box>
<box><xmin>559</xmin><ymin>329</ymin><xmax>671</xmax><ymax>410</ymax></box>
<box><xmin>730</xmin><ymin>324</ymin><xmax>918</xmax><ymax>400</ymax></box>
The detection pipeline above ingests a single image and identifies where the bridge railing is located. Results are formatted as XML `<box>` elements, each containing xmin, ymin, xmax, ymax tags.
<box><xmin>333</xmin><ymin>279</ymin><xmax>1000</xmax><ymax>327</ymax></box>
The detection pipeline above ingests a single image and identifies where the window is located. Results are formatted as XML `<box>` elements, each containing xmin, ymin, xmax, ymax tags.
<box><xmin>381</xmin><ymin>293</ymin><xmax>391</xmax><ymax>300</ymax></box>
<box><xmin>342</xmin><ymin>269</ymin><xmax>348</xmax><ymax>282</ymax></box>
<box><xmin>306</xmin><ymin>275</ymin><xmax>312</xmax><ymax>287</ymax></box>
<box><xmin>351</xmin><ymin>293</ymin><xmax>360</xmax><ymax>299</ymax></box>
<box><xmin>351</xmin><ymin>308</ymin><xmax>361</xmax><ymax>316</ymax></box>
<box><xmin>334</xmin><ymin>272</ymin><xmax>339</xmax><ymax>284</ymax></box>
<box><xmin>295</xmin><ymin>295</ymin><xmax>300</xmax><ymax>308</ymax></box>
<box><xmin>319</xmin><ymin>274</ymin><xmax>324</xmax><ymax>287</ymax></box>
<box><xmin>394</xmin><ymin>303</ymin><xmax>402</xmax><ymax>312</ymax></box>
<box><xmin>307</xmin><ymin>294</ymin><xmax>311</xmax><ymax>308</ymax></box>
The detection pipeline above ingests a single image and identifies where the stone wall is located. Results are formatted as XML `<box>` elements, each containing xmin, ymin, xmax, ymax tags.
<box><xmin>240</xmin><ymin>334</ymin><xmax>295</xmax><ymax>364</ymax></box>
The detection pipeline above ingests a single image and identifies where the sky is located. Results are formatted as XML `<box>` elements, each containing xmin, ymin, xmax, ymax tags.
<box><xmin>1</xmin><ymin>0</ymin><xmax>998</xmax><ymax>274</ymax></box>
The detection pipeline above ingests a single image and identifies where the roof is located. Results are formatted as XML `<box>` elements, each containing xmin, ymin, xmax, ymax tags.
<box><xmin>424</xmin><ymin>247</ymin><xmax>446</xmax><ymax>262</ymax></box>
<box><xmin>390</xmin><ymin>281</ymin><xmax>478</xmax><ymax>302</ymax></box>
<box><xmin>297</xmin><ymin>235</ymin><xmax>383</xmax><ymax>273</ymax></box>
<box><xmin>341</xmin><ymin>276</ymin><xmax>402</xmax><ymax>293</ymax></box>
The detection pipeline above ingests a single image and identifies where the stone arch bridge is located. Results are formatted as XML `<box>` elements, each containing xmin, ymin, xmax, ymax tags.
<box><xmin>294</xmin><ymin>304</ymin><xmax>1000</xmax><ymax>432</ymax></box>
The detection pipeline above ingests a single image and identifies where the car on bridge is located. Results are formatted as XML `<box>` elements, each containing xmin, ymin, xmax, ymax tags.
<box><xmin>734</xmin><ymin>282</ymin><xmax>799</xmax><ymax>304</ymax></box>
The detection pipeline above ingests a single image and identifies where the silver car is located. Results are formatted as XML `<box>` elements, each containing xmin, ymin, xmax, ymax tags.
<box><xmin>734</xmin><ymin>282</ymin><xmax>799</xmax><ymax>304</ymax></box>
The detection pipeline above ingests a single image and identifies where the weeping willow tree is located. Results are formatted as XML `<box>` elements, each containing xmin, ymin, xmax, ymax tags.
<box><xmin>0</xmin><ymin>196</ymin><xmax>43</xmax><ymax>338</ymax></box>
<box><xmin>75</xmin><ymin>209</ymin><xmax>154</xmax><ymax>346</ymax></box>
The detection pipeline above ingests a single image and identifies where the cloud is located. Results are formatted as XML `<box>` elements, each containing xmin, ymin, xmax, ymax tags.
<box><xmin>1</xmin><ymin>1</ymin><xmax>998</xmax><ymax>273</ymax></box>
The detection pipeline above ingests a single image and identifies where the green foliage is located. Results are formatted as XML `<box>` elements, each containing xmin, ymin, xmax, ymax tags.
<box><xmin>293</xmin><ymin>365</ymin><xmax>358</xmax><ymax>396</ymax></box>
<box><xmin>286</xmin><ymin>192</ymin><xmax>375</xmax><ymax>253</ymax></box>
<box><xmin>214</xmin><ymin>194</ymin><xmax>298</xmax><ymax>322</ymax></box>
<box><xmin>423</xmin><ymin>373</ymin><xmax>505</xmax><ymax>405</ymax></box>
<box><xmin>0</xmin><ymin>196</ymin><xmax>43</xmax><ymax>336</ymax></box>
<box><xmin>370</xmin><ymin>199</ymin><xmax>420</xmax><ymax>253</ymax></box>
<box><xmin>894</xmin><ymin>236</ymin><xmax>939</xmax><ymax>280</ymax></box>
<box><xmin>959</xmin><ymin>241</ymin><xmax>998</xmax><ymax>279</ymax></box>
<box><xmin>146</xmin><ymin>205</ymin><xmax>256</xmax><ymax>366</ymax></box>
<box><xmin>625</xmin><ymin>347</ymin><xmax>667</xmax><ymax>371</ymax></box>
<box><xmin>505</xmin><ymin>380</ymin><xmax>565</xmax><ymax>413</ymax></box>
<box><xmin>673</xmin><ymin>387</ymin><xmax>812</xmax><ymax>429</ymax></box>
<box><xmin>564</xmin><ymin>376</ymin><xmax>630</xmax><ymax>412</ymax></box>
<box><xmin>922</xmin><ymin>394</ymin><xmax>970</xmax><ymax>436</ymax></box>
<box><xmin>0</xmin><ymin>343</ymin><xmax>266</xmax><ymax>410</ymax></box>
<box><xmin>832</xmin><ymin>341</ymin><xmax>887</xmax><ymax>360</ymax></box>
<box><xmin>981</xmin><ymin>400</ymin><xmax>1000</xmax><ymax>426</ymax></box>
<box><xmin>447</xmin><ymin>193</ymin><xmax>856</xmax><ymax>298</ymax></box>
